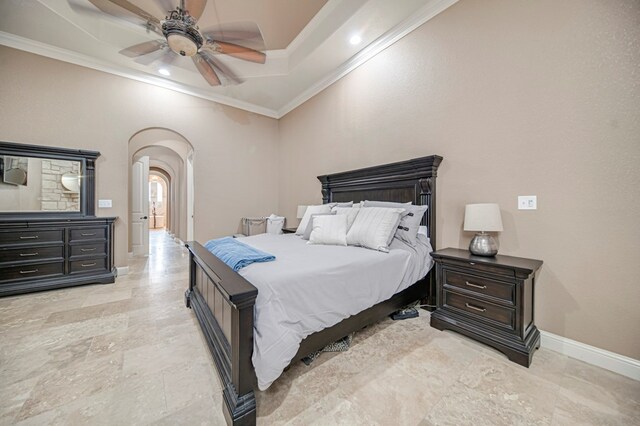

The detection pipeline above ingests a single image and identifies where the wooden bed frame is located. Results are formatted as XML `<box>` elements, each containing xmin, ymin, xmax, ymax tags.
<box><xmin>184</xmin><ymin>155</ymin><xmax>442</xmax><ymax>425</ymax></box>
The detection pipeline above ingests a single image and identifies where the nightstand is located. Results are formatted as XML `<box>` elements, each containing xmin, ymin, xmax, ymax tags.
<box><xmin>430</xmin><ymin>248</ymin><xmax>543</xmax><ymax>367</ymax></box>
<box><xmin>282</xmin><ymin>227</ymin><xmax>297</xmax><ymax>234</ymax></box>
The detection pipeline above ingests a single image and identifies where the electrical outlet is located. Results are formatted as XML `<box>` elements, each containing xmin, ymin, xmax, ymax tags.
<box><xmin>518</xmin><ymin>196</ymin><xmax>537</xmax><ymax>210</ymax></box>
<box><xmin>98</xmin><ymin>199</ymin><xmax>112</xmax><ymax>208</ymax></box>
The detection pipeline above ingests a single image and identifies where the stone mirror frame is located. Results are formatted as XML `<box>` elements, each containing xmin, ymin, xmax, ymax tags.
<box><xmin>0</xmin><ymin>141</ymin><xmax>99</xmax><ymax>218</ymax></box>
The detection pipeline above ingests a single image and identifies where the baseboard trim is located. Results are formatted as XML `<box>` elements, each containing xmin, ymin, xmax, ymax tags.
<box><xmin>115</xmin><ymin>266</ymin><xmax>129</xmax><ymax>277</ymax></box>
<box><xmin>540</xmin><ymin>330</ymin><xmax>639</xmax><ymax>381</ymax></box>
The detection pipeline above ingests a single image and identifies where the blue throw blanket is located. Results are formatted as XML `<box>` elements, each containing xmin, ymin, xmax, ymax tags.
<box><xmin>204</xmin><ymin>237</ymin><xmax>276</xmax><ymax>272</ymax></box>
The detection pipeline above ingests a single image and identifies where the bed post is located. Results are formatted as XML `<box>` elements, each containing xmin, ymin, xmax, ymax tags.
<box><xmin>184</xmin><ymin>242</ymin><xmax>258</xmax><ymax>426</ymax></box>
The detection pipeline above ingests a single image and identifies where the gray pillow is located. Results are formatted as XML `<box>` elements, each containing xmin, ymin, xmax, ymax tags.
<box><xmin>302</xmin><ymin>213</ymin><xmax>334</xmax><ymax>240</ymax></box>
<box><xmin>363</xmin><ymin>200</ymin><xmax>428</xmax><ymax>246</ymax></box>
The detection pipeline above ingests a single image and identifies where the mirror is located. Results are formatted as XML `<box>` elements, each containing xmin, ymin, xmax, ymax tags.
<box><xmin>0</xmin><ymin>155</ymin><xmax>82</xmax><ymax>212</ymax></box>
<box><xmin>0</xmin><ymin>141</ymin><xmax>100</xmax><ymax>217</ymax></box>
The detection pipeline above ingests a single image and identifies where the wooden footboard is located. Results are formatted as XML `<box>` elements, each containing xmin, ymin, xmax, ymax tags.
<box><xmin>184</xmin><ymin>241</ymin><xmax>258</xmax><ymax>426</ymax></box>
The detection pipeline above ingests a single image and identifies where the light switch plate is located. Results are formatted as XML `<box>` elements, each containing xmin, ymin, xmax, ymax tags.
<box><xmin>98</xmin><ymin>199</ymin><xmax>112</xmax><ymax>208</ymax></box>
<box><xmin>518</xmin><ymin>196</ymin><xmax>537</xmax><ymax>210</ymax></box>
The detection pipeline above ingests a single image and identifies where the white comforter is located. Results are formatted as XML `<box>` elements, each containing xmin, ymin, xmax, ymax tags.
<box><xmin>237</xmin><ymin>233</ymin><xmax>433</xmax><ymax>390</ymax></box>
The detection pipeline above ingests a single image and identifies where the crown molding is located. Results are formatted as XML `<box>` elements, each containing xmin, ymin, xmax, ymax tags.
<box><xmin>0</xmin><ymin>31</ymin><xmax>280</xmax><ymax>118</ymax></box>
<box><xmin>277</xmin><ymin>0</ymin><xmax>458</xmax><ymax>118</ymax></box>
<box><xmin>0</xmin><ymin>0</ymin><xmax>458</xmax><ymax>119</ymax></box>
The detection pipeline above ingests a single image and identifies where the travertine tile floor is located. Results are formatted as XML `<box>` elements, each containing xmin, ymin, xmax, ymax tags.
<box><xmin>1</xmin><ymin>230</ymin><xmax>638</xmax><ymax>425</ymax></box>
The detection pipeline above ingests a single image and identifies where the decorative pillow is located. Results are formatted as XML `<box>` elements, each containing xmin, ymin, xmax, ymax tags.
<box><xmin>418</xmin><ymin>225</ymin><xmax>428</xmax><ymax>238</ymax></box>
<box><xmin>363</xmin><ymin>201</ymin><xmax>428</xmax><ymax>247</ymax></box>
<box><xmin>302</xmin><ymin>213</ymin><xmax>334</xmax><ymax>240</ymax></box>
<box><xmin>346</xmin><ymin>207</ymin><xmax>406</xmax><ymax>252</ymax></box>
<box><xmin>331</xmin><ymin>206</ymin><xmax>361</xmax><ymax>230</ymax></box>
<box><xmin>296</xmin><ymin>204</ymin><xmax>333</xmax><ymax>235</ymax></box>
<box><xmin>308</xmin><ymin>215</ymin><xmax>348</xmax><ymax>246</ymax></box>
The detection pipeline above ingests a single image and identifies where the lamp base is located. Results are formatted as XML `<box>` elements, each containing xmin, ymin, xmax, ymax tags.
<box><xmin>469</xmin><ymin>232</ymin><xmax>499</xmax><ymax>256</ymax></box>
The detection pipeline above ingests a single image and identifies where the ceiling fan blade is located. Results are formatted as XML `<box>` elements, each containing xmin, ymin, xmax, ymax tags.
<box><xmin>119</xmin><ymin>40</ymin><xmax>165</xmax><ymax>58</ymax></box>
<box><xmin>88</xmin><ymin>0</ymin><xmax>162</xmax><ymax>32</ymax></box>
<box><xmin>153</xmin><ymin>0</ymin><xmax>175</xmax><ymax>15</ymax></box>
<box><xmin>192</xmin><ymin>54</ymin><xmax>221</xmax><ymax>86</ymax></box>
<box><xmin>199</xmin><ymin>51</ymin><xmax>244</xmax><ymax>85</ymax></box>
<box><xmin>201</xmin><ymin>21</ymin><xmax>266</xmax><ymax>51</ymax></box>
<box><xmin>205</xmin><ymin>41</ymin><xmax>266</xmax><ymax>64</ymax></box>
<box><xmin>184</xmin><ymin>0</ymin><xmax>207</xmax><ymax>21</ymax></box>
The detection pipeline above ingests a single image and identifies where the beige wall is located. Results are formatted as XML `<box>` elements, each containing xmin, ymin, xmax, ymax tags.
<box><xmin>0</xmin><ymin>46</ymin><xmax>280</xmax><ymax>268</ymax></box>
<box><xmin>0</xmin><ymin>0</ymin><xmax>638</xmax><ymax>359</ymax></box>
<box><xmin>278</xmin><ymin>0</ymin><xmax>640</xmax><ymax>358</ymax></box>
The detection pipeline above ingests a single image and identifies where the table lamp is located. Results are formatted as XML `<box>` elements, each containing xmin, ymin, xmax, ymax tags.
<box><xmin>296</xmin><ymin>205</ymin><xmax>307</xmax><ymax>222</ymax></box>
<box><xmin>464</xmin><ymin>203</ymin><xmax>503</xmax><ymax>256</ymax></box>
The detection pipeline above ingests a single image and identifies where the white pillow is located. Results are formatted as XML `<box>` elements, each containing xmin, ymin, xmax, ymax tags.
<box><xmin>363</xmin><ymin>201</ymin><xmax>427</xmax><ymax>246</ymax></box>
<box><xmin>346</xmin><ymin>207</ymin><xmax>405</xmax><ymax>252</ymax></box>
<box><xmin>308</xmin><ymin>215</ymin><xmax>348</xmax><ymax>246</ymax></box>
<box><xmin>302</xmin><ymin>213</ymin><xmax>334</xmax><ymax>240</ymax></box>
<box><xmin>331</xmin><ymin>206</ymin><xmax>361</xmax><ymax>230</ymax></box>
<box><xmin>295</xmin><ymin>204</ymin><xmax>333</xmax><ymax>235</ymax></box>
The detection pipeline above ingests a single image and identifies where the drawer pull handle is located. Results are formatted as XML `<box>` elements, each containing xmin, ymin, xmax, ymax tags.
<box><xmin>80</xmin><ymin>248</ymin><xmax>96</xmax><ymax>252</ymax></box>
<box><xmin>20</xmin><ymin>236</ymin><xmax>39</xmax><ymax>240</ymax></box>
<box><xmin>20</xmin><ymin>269</ymin><xmax>38</xmax><ymax>274</ymax></box>
<box><xmin>465</xmin><ymin>303</ymin><xmax>486</xmax><ymax>312</ymax></box>
<box><xmin>81</xmin><ymin>233</ymin><xmax>96</xmax><ymax>237</ymax></box>
<box><xmin>465</xmin><ymin>281</ymin><xmax>487</xmax><ymax>289</ymax></box>
<box><xmin>81</xmin><ymin>262</ymin><xmax>97</xmax><ymax>267</ymax></box>
<box><xmin>469</xmin><ymin>262</ymin><xmax>475</xmax><ymax>265</ymax></box>
<box><xmin>19</xmin><ymin>253</ymin><xmax>39</xmax><ymax>257</ymax></box>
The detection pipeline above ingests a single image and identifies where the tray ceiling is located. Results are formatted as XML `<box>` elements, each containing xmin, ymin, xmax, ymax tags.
<box><xmin>0</xmin><ymin>0</ymin><xmax>457</xmax><ymax>118</ymax></box>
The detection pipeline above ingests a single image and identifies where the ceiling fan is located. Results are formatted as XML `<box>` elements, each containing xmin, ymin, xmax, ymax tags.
<box><xmin>80</xmin><ymin>0</ymin><xmax>266</xmax><ymax>86</ymax></box>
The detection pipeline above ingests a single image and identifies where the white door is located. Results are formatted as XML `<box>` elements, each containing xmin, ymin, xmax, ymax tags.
<box><xmin>187</xmin><ymin>152</ymin><xmax>194</xmax><ymax>241</ymax></box>
<box><xmin>131</xmin><ymin>156</ymin><xmax>149</xmax><ymax>256</ymax></box>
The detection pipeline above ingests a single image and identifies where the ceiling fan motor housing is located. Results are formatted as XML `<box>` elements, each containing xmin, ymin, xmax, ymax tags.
<box><xmin>163</xmin><ymin>20</ymin><xmax>203</xmax><ymax>57</ymax></box>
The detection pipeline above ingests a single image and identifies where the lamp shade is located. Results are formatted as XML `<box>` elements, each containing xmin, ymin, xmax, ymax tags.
<box><xmin>464</xmin><ymin>203</ymin><xmax>503</xmax><ymax>232</ymax></box>
<box><xmin>296</xmin><ymin>205</ymin><xmax>307</xmax><ymax>219</ymax></box>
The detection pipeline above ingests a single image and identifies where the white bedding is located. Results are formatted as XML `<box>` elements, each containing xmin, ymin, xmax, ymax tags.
<box><xmin>237</xmin><ymin>233</ymin><xmax>434</xmax><ymax>390</ymax></box>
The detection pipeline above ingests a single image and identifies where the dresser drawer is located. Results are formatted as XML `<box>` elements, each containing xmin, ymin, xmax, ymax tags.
<box><xmin>0</xmin><ymin>262</ymin><xmax>64</xmax><ymax>283</ymax></box>
<box><xmin>69</xmin><ymin>242</ymin><xmax>107</xmax><ymax>258</ymax></box>
<box><xmin>69</xmin><ymin>257</ymin><xmax>108</xmax><ymax>275</ymax></box>
<box><xmin>0</xmin><ymin>246</ymin><xmax>64</xmax><ymax>264</ymax></box>
<box><xmin>441</xmin><ymin>258</ymin><xmax>515</xmax><ymax>279</ymax></box>
<box><xmin>0</xmin><ymin>229</ymin><xmax>64</xmax><ymax>247</ymax></box>
<box><xmin>69</xmin><ymin>227</ymin><xmax>107</xmax><ymax>242</ymax></box>
<box><xmin>443</xmin><ymin>269</ymin><xmax>515</xmax><ymax>304</ymax></box>
<box><xmin>443</xmin><ymin>290</ymin><xmax>515</xmax><ymax>331</ymax></box>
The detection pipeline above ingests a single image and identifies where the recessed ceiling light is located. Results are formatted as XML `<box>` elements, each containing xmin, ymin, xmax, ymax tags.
<box><xmin>158</xmin><ymin>68</ymin><xmax>171</xmax><ymax>76</ymax></box>
<box><xmin>349</xmin><ymin>35</ymin><xmax>362</xmax><ymax>45</ymax></box>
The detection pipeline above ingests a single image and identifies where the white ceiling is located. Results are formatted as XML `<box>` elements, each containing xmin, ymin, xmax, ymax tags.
<box><xmin>0</xmin><ymin>0</ymin><xmax>457</xmax><ymax>118</ymax></box>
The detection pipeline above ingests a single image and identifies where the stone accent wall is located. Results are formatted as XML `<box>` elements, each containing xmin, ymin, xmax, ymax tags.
<box><xmin>41</xmin><ymin>160</ymin><xmax>80</xmax><ymax>211</ymax></box>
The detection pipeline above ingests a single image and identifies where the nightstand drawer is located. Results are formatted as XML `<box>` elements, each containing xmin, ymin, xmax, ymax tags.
<box><xmin>443</xmin><ymin>269</ymin><xmax>515</xmax><ymax>304</ymax></box>
<box><xmin>443</xmin><ymin>290</ymin><xmax>515</xmax><ymax>331</ymax></box>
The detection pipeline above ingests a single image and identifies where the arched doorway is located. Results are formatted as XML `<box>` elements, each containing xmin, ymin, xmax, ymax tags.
<box><xmin>128</xmin><ymin>128</ymin><xmax>194</xmax><ymax>256</ymax></box>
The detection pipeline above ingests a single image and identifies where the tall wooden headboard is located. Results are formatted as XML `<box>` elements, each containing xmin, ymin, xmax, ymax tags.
<box><xmin>317</xmin><ymin>155</ymin><xmax>443</xmax><ymax>250</ymax></box>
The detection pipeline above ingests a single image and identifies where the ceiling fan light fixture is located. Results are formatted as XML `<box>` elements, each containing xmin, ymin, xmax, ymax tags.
<box><xmin>167</xmin><ymin>33</ymin><xmax>199</xmax><ymax>57</ymax></box>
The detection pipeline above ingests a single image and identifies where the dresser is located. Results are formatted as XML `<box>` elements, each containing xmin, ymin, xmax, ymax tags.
<box><xmin>0</xmin><ymin>217</ymin><xmax>116</xmax><ymax>296</ymax></box>
<box><xmin>430</xmin><ymin>248</ymin><xmax>543</xmax><ymax>367</ymax></box>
